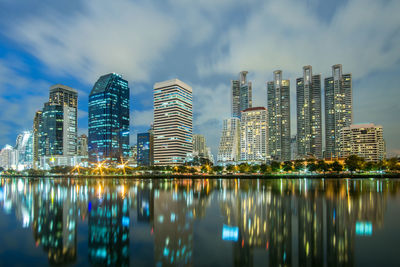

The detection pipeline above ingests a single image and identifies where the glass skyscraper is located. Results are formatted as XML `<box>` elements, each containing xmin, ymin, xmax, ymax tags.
<box><xmin>267</xmin><ymin>70</ymin><xmax>291</xmax><ymax>161</ymax></box>
<box><xmin>232</xmin><ymin>71</ymin><xmax>252</xmax><ymax>118</ymax></box>
<box><xmin>88</xmin><ymin>73</ymin><xmax>130</xmax><ymax>163</ymax></box>
<box><xmin>137</xmin><ymin>132</ymin><xmax>153</xmax><ymax>166</ymax></box>
<box><xmin>325</xmin><ymin>64</ymin><xmax>352</xmax><ymax>158</ymax></box>
<box><xmin>296</xmin><ymin>65</ymin><xmax>322</xmax><ymax>159</ymax></box>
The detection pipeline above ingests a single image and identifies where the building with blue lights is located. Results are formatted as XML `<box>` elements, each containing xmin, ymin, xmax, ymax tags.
<box><xmin>137</xmin><ymin>131</ymin><xmax>153</xmax><ymax>166</ymax></box>
<box><xmin>88</xmin><ymin>73</ymin><xmax>130</xmax><ymax>163</ymax></box>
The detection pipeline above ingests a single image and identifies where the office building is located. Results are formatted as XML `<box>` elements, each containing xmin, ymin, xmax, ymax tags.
<box><xmin>339</xmin><ymin>123</ymin><xmax>385</xmax><ymax>162</ymax></box>
<box><xmin>267</xmin><ymin>70</ymin><xmax>291</xmax><ymax>161</ymax></box>
<box><xmin>15</xmin><ymin>131</ymin><xmax>33</xmax><ymax>170</ymax></box>
<box><xmin>232</xmin><ymin>71</ymin><xmax>252</xmax><ymax>118</ymax></box>
<box><xmin>33</xmin><ymin>110</ymin><xmax>42</xmax><ymax>168</ymax></box>
<box><xmin>217</xmin><ymin>118</ymin><xmax>240</xmax><ymax>165</ymax></box>
<box><xmin>77</xmin><ymin>134</ymin><xmax>88</xmax><ymax>157</ymax></box>
<box><xmin>240</xmin><ymin>107</ymin><xmax>268</xmax><ymax>163</ymax></box>
<box><xmin>153</xmin><ymin>79</ymin><xmax>193</xmax><ymax>166</ymax></box>
<box><xmin>88</xmin><ymin>73</ymin><xmax>130</xmax><ymax>163</ymax></box>
<box><xmin>137</xmin><ymin>132</ymin><xmax>153</xmax><ymax>166</ymax></box>
<box><xmin>325</xmin><ymin>64</ymin><xmax>352</xmax><ymax>158</ymax></box>
<box><xmin>0</xmin><ymin>145</ymin><xmax>16</xmax><ymax>170</ymax></box>
<box><xmin>193</xmin><ymin>134</ymin><xmax>207</xmax><ymax>157</ymax></box>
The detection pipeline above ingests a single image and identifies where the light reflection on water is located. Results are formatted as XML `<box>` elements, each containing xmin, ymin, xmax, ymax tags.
<box><xmin>0</xmin><ymin>178</ymin><xmax>400</xmax><ymax>266</ymax></box>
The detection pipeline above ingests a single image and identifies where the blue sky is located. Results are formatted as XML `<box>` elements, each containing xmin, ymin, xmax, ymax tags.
<box><xmin>0</xmin><ymin>0</ymin><xmax>399</xmax><ymax>157</ymax></box>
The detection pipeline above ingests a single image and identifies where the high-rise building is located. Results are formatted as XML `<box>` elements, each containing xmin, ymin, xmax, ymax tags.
<box><xmin>88</xmin><ymin>73</ymin><xmax>130</xmax><ymax>163</ymax></box>
<box><xmin>267</xmin><ymin>70</ymin><xmax>291</xmax><ymax>161</ymax></box>
<box><xmin>232</xmin><ymin>71</ymin><xmax>252</xmax><ymax>118</ymax></box>
<box><xmin>296</xmin><ymin>65</ymin><xmax>322</xmax><ymax>159</ymax></box>
<box><xmin>217</xmin><ymin>118</ymin><xmax>241</xmax><ymax>165</ymax></box>
<box><xmin>153</xmin><ymin>79</ymin><xmax>193</xmax><ymax>166</ymax></box>
<box><xmin>137</xmin><ymin>132</ymin><xmax>153</xmax><ymax>166</ymax></box>
<box><xmin>49</xmin><ymin>84</ymin><xmax>78</xmax><ymax>156</ymax></box>
<box><xmin>15</xmin><ymin>131</ymin><xmax>33</xmax><ymax>170</ymax></box>
<box><xmin>33</xmin><ymin>110</ymin><xmax>42</xmax><ymax>168</ymax></box>
<box><xmin>325</xmin><ymin>64</ymin><xmax>352</xmax><ymax>158</ymax></box>
<box><xmin>193</xmin><ymin>134</ymin><xmax>207</xmax><ymax>157</ymax></box>
<box><xmin>77</xmin><ymin>134</ymin><xmax>88</xmax><ymax>157</ymax></box>
<box><xmin>240</xmin><ymin>107</ymin><xmax>268</xmax><ymax>163</ymax></box>
<box><xmin>0</xmin><ymin>145</ymin><xmax>16</xmax><ymax>170</ymax></box>
<box><xmin>339</xmin><ymin>123</ymin><xmax>385</xmax><ymax>162</ymax></box>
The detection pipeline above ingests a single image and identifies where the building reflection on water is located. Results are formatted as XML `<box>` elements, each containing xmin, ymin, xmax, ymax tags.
<box><xmin>0</xmin><ymin>178</ymin><xmax>397</xmax><ymax>266</ymax></box>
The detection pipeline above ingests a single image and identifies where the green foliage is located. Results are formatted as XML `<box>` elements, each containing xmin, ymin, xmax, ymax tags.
<box><xmin>226</xmin><ymin>165</ymin><xmax>236</xmax><ymax>173</ymax></box>
<box><xmin>345</xmin><ymin>155</ymin><xmax>365</xmax><ymax>173</ymax></box>
<box><xmin>270</xmin><ymin>161</ymin><xmax>281</xmax><ymax>172</ymax></box>
<box><xmin>282</xmin><ymin>161</ymin><xmax>293</xmax><ymax>172</ymax></box>
<box><xmin>307</xmin><ymin>162</ymin><xmax>317</xmax><ymax>172</ymax></box>
<box><xmin>317</xmin><ymin>160</ymin><xmax>329</xmax><ymax>173</ymax></box>
<box><xmin>250</xmin><ymin>165</ymin><xmax>260</xmax><ymax>173</ymax></box>
<box><xmin>260</xmin><ymin>164</ymin><xmax>270</xmax><ymax>174</ymax></box>
<box><xmin>238</xmin><ymin>163</ymin><xmax>250</xmax><ymax>173</ymax></box>
<box><xmin>330</xmin><ymin>161</ymin><xmax>343</xmax><ymax>173</ymax></box>
<box><xmin>294</xmin><ymin>160</ymin><xmax>305</xmax><ymax>172</ymax></box>
<box><xmin>387</xmin><ymin>158</ymin><xmax>400</xmax><ymax>171</ymax></box>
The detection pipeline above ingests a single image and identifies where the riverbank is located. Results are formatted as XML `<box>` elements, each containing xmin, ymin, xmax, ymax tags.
<box><xmin>1</xmin><ymin>172</ymin><xmax>399</xmax><ymax>179</ymax></box>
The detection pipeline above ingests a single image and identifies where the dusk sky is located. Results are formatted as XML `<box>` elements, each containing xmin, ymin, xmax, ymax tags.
<box><xmin>0</xmin><ymin>0</ymin><xmax>399</xmax><ymax>157</ymax></box>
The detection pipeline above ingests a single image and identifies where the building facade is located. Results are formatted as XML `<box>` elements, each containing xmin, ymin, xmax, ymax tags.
<box><xmin>137</xmin><ymin>132</ymin><xmax>153</xmax><ymax>167</ymax></box>
<box><xmin>296</xmin><ymin>65</ymin><xmax>322</xmax><ymax>159</ymax></box>
<box><xmin>88</xmin><ymin>73</ymin><xmax>130</xmax><ymax>163</ymax></box>
<box><xmin>232</xmin><ymin>71</ymin><xmax>252</xmax><ymax>118</ymax></box>
<box><xmin>267</xmin><ymin>70</ymin><xmax>291</xmax><ymax>161</ymax></box>
<box><xmin>77</xmin><ymin>134</ymin><xmax>88</xmax><ymax>157</ymax></box>
<box><xmin>153</xmin><ymin>79</ymin><xmax>193</xmax><ymax>166</ymax></box>
<box><xmin>325</xmin><ymin>64</ymin><xmax>352</xmax><ymax>158</ymax></box>
<box><xmin>193</xmin><ymin>134</ymin><xmax>207</xmax><ymax>157</ymax></box>
<box><xmin>33</xmin><ymin>110</ymin><xmax>42</xmax><ymax>168</ymax></box>
<box><xmin>240</xmin><ymin>107</ymin><xmax>268</xmax><ymax>163</ymax></box>
<box><xmin>217</xmin><ymin>118</ymin><xmax>241</xmax><ymax>165</ymax></box>
<box><xmin>15</xmin><ymin>131</ymin><xmax>33</xmax><ymax>170</ymax></box>
<box><xmin>339</xmin><ymin>124</ymin><xmax>385</xmax><ymax>162</ymax></box>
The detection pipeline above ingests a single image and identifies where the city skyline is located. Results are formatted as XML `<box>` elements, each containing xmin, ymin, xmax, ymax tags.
<box><xmin>0</xmin><ymin>0</ymin><xmax>399</xmax><ymax>158</ymax></box>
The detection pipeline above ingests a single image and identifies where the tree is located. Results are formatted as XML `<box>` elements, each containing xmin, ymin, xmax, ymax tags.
<box><xmin>282</xmin><ymin>161</ymin><xmax>293</xmax><ymax>172</ymax></box>
<box><xmin>387</xmin><ymin>158</ymin><xmax>400</xmax><ymax>171</ymax></box>
<box><xmin>189</xmin><ymin>167</ymin><xmax>197</xmax><ymax>174</ymax></box>
<box><xmin>226</xmin><ymin>165</ymin><xmax>236</xmax><ymax>173</ymax></box>
<box><xmin>294</xmin><ymin>160</ymin><xmax>305</xmax><ymax>172</ymax></box>
<box><xmin>307</xmin><ymin>162</ymin><xmax>317</xmax><ymax>172</ymax></box>
<box><xmin>363</xmin><ymin>161</ymin><xmax>376</xmax><ymax>172</ymax></box>
<box><xmin>330</xmin><ymin>161</ymin><xmax>343</xmax><ymax>173</ymax></box>
<box><xmin>250</xmin><ymin>165</ymin><xmax>260</xmax><ymax>173</ymax></box>
<box><xmin>239</xmin><ymin>163</ymin><xmax>250</xmax><ymax>173</ymax></box>
<box><xmin>345</xmin><ymin>155</ymin><xmax>364</xmax><ymax>173</ymax></box>
<box><xmin>270</xmin><ymin>161</ymin><xmax>281</xmax><ymax>172</ymax></box>
<box><xmin>177</xmin><ymin>165</ymin><xmax>187</xmax><ymax>173</ymax></box>
<box><xmin>260</xmin><ymin>164</ymin><xmax>270</xmax><ymax>174</ymax></box>
<box><xmin>212</xmin><ymin>166</ymin><xmax>224</xmax><ymax>174</ymax></box>
<box><xmin>317</xmin><ymin>160</ymin><xmax>329</xmax><ymax>173</ymax></box>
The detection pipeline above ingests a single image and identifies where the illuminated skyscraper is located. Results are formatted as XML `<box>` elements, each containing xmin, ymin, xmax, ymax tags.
<box><xmin>193</xmin><ymin>134</ymin><xmax>207</xmax><ymax>157</ymax></box>
<box><xmin>15</xmin><ymin>131</ymin><xmax>33</xmax><ymax>169</ymax></box>
<box><xmin>240</xmin><ymin>107</ymin><xmax>268</xmax><ymax>163</ymax></box>
<box><xmin>232</xmin><ymin>71</ymin><xmax>252</xmax><ymax>118</ymax></box>
<box><xmin>39</xmin><ymin>85</ymin><xmax>78</xmax><ymax>159</ymax></box>
<box><xmin>137</xmin><ymin>132</ymin><xmax>153</xmax><ymax>166</ymax></box>
<box><xmin>33</xmin><ymin>110</ymin><xmax>42</xmax><ymax>168</ymax></box>
<box><xmin>339</xmin><ymin>123</ymin><xmax>385</xmax><ymax>161</ymax></box>
<box><xmin>153</xmin><ymin>79</ymin><xmax>193</xmax><ymax>166</ymax></box>
<box><xmin>296</xmin><ymin>66</ymin><xmax>322</xmax><ymax>159</ymax></box>
<box><xmin>77</xmin><ymin>134</ymin><xmax>88</xmax><ymax>157</ymax></box>
<box><xmin>325</xmin><ymin>64</ymin><xmax>352</xmax><ymax>158</ymax></box>
<box><xmin>217</xmin><ymin>118</ymin><xmax>240</xmax><ymax>165</ymax></box>
<box><xmin>267</xmin><ymin>70</ymin><xmax>291</xmax><ymax>161</ymax></box>
<box><xmin>88</xmin><ymin>73</ymin><xmax>130</xmax><ymax>162</ymax></box>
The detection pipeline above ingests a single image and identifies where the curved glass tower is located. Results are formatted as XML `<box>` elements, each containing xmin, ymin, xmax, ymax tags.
<box><xmin>88</xmin><ymin>73</ymin><xmax>130</xmax><ymax>163</ymax></box>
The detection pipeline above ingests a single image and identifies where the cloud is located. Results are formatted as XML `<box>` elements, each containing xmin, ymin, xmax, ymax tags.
<box><xmin>9</xmin><ymin>0</ymin><xmax>179</xmax><ymax>84</ymax></box>
<box><xmin>199</xmin><ymin>0</ymin><xmax>400</xmax><ymax>80</ymax></box>
<box><xmin>131</xmin><ymin>109</ymin><xmax>153</xmax><ymax>128</ymax></box>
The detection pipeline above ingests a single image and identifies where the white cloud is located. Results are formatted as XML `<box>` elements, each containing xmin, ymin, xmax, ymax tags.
<box><xmin>131</xmin><ymin>109</ymin><xmax>153</xmax><ymax>127</ymax></box>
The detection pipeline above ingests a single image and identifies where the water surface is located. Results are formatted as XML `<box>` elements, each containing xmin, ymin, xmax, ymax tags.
<box><xmin>0</xmin><ymin>177</ymin><xmax>399</xmax><ymax>266</ymax></box>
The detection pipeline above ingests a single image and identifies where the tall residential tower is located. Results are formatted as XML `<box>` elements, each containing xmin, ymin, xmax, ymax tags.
<box><xmin>267</xmin><ymin>70</ymin><xmax>291</xmax><ymax>161</ymax></box>
<box><xmin>296</xmin><ymin>66</ymin><xmax>322</xmax><ymax>159</ymax></box>
<box><xmin>232</xmin><ymin>71</ymin><xmax>252</xmax><ymax>118</ymax></box>
<box><xmin>88</xmin><ymin>73</ymin><xmax>130</xmax><ymax>162</ymax></box>
<box><xmin>325</xmin><ymin>64</ymin><xmax>352</xmax><ymax>158</ymax></box>
<box><xmin>217</xmin><ymin>118</ymin><xmax>241</xmax><ymax>165</ymax></box>
<box><xmin>153</xmin><ymin>79</ymin><xmax>193</xmax><ymax>166</ymax></box>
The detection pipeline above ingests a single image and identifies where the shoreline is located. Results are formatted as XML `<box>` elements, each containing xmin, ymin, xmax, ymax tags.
<box><xmin>1</xmin><ymin>173</ymin><xmax>399</xmax><ymax>179</ymax></box>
